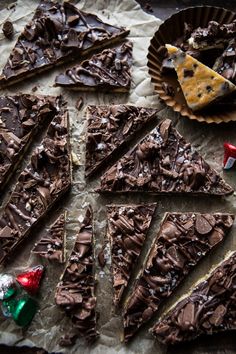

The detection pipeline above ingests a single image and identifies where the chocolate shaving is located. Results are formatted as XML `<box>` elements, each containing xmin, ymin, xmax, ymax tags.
<box><xmin>75</xmin><ymin>97</ymin><xmax>83</xmax><ymax>111</ymax></box>
<box><xmin>152</xmin><ymin>251</ymin><xmax>236</xmax><ymax>345</ymax></box>
<box><xmin>2</xmin><ymin>20</ymin><xmax>14</xmax><ymax>39</ymax></box>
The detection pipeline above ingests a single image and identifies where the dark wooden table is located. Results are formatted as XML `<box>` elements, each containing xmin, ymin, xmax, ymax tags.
<box><xmin>1</xmin><ymin>1</ymin><xmax>236</xmax><ymax>353</ymax></box>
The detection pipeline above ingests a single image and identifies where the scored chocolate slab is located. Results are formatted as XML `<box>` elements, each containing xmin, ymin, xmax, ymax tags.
<box><xmin>0</xmin><ymin>98</ymin><xmax>71</xmax><ymax>265</ymax></box>
<box><xmin>31</xmin><ymin>211</ymin><xmax>66</xmax><ymax>263</ymax></box>
<box><xmin>85</xmin><ymin>105</ymin><xmax>160</xmax><ymax>178</ymax></box>
<box><xmin>55</xmin><ymin>206</ymin><xmax>98</xmax><ymax>345</ymax></box>
<box><xmin>55</xmin><ymin>41</ymin><xmax>133</xmax><ymax>91</ymax></box>
<box><xmin>123</xmin><ymin>212</ymin><xmax>234</xmax><ymax>342</ymax></box>
<box><xmin>152</xmin><ymin>250</ymin><xmax>236</xmax><ymax>345</ymax></box>
<box><xmin>107</xmin><ymin>203</ymin><xmax>156</xmax><ymax>306</ymax></box>
<box><xmin>0</xmin><ymin>94</ymin><xmax>58</xmax><ymax>192</ymax></box>
<box><xmin>99</xmin><ymin>119</ymin><xmax>233</xmax><ymax>195</ymax></box>
<box><xmin>0</xmin><ymin>0</ymin><xmax>129</xmax><ymax>87</ymax></box>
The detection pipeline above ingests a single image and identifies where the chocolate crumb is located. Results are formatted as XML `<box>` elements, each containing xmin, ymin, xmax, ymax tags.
<box><xmin>98</xmin><ymin>247</ymin><xmax>106</xmax><ymax>268</ymax></box>
<box><xmin>76</xmin><ymin>97</ymin><xmax>84</xmax><ymax>111</ymax></box>
<box><xmin>32</xmin><ymin>86</ymin><xmax>38</xmax><ymax>92</ymax></box>
<box><xmin>162</xmin><ymin>82</ymin><xmax>175</xmax><ymax>97</ymax></box>
<box><xmin>2</xmin><ymin>20</ymin><xmax>14</xmax><ymax>39</ymax></box>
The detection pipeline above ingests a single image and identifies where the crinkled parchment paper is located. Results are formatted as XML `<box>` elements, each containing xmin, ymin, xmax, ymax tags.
<box><xmin>0</xmin><ymin>1</ymin><xmax>236</xmax><ymax>354</ymax></box>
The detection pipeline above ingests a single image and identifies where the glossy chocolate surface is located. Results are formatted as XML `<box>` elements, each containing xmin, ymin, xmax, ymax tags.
<box><xmin>123</xmin><ymin>212</ymin><xmax>234</xmax><ymax>342</ymax></box>
<box><xmin>152</xmin><ymin>251</ymin><xmax>236</xmax><ymax>345</ymax></box>
<box><xmin>55</xmin><ymin>41</ymin><xmax>132</xmax><ymax>89</ymax></box>
<box><xmin>55</xmin><ymin>207</ymin><xmax>98</xmax><ymax>345</ymax></box>
<box><xmin>107</xmin><ymin>203</ymin><xmax>156</xmax><ymax>306</ymax></box>
<box><xmin>0</xmin><ymin>0</ymin><xmax>129</xmax><ymax>86</ymax></box>
<box><xmin>32</xmin><ymin>211</ymin><xmax>66</xmax><ymax>263</ymax></box>
<box><xmin>99</xmin><ymin>119</ymin><xmax>233</xmax><ymax>195</ymax></box>
<box><xmin>0</xmin><ymin>94</ymin><xmax>58</xmax><ymax>190</ymax></box>
<box><xmin>0</xmin><ymin>99</ymin><xmax>71</xmax><ymax>265</ymax></box>
<box><xmin>85</xmin><ymin>105</ymin><xmax>159</xmax><ymax>177</ymax></box>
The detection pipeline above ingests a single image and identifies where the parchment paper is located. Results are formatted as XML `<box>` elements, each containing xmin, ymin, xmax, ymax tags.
<box><xmin>0</xmin><ymin>1</ymin><xmax>236</xmax><ymax>354</ymax></box>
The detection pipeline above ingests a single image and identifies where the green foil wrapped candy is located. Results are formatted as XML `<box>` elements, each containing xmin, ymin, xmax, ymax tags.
<box><xmin>3</xmin><ymin>295</ymin><xmax>37</xmax><ymax>327</ymax></box>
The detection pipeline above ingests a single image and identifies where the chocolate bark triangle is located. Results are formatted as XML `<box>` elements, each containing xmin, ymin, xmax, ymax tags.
<box><xmin>152</xmin><ymin>250</ymin><xmax>236</xmax><ymax>345</ymax></box>
<box><xmin>122</xmin><ymin>212</ymin><xmax>234</xmax><ymax>342</ymax></box>
<box><xmin>99</xmin><ymin>119</ymin><xmax>233</xmax><ymax>196</ymax></box>
<box><xmin>55</xmin><ymin>41</ymin><xmax>132</xmax><ymax>91</ymax></box>
<box><xmin>0</xmin><ymin>94</ymin><xmax>58</xmax><ymax>191</ymax></box>
<box><xmin>0</xmin><ymin>0</ymin><xmax>129</xmax><ymax>88</ymax></box>
<box><xmin>55</xmin><ymin>206</ymin><xmax>98</xmax><ymax>345</ymax></box>
<box><xmin>107</xmin><ymin>203</ymin><xmax>156</xmax><ymax>306</ymax></box>
<box><xmin>85</xmin><ymin>105</ymin><xmax>160</xmax><ymax>178</ymax></box>
<box><xmin>0</xmin><ymin>98</ymin><xmax>71</xmax><ymax>265</ymax></box>
<box><xmin>31</xmin><ymin>211</ymin><xmax>66</xmax><ymax>263</ymax></box>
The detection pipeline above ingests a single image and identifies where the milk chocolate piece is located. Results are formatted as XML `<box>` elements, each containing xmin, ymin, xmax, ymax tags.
<box><xmin>99</xmin><ymin>119</ymin><xmax>233</xmax><ymax>195</ymax></box>
<box><xmin>107</xmin><ymin>203</ymin><xmax>156</xmax><ymax>306</ymax></box>
<box><xmin>0</xmin><ymin>99</ymin><xmax>71</xmax><ymax>265</ymax></box>
<box><xmin>0</xmin><ymin>1</ymin><xmax>129</xmax><ymax>87</ymax></box>
<box><xmin>152</xmin><ymin>251</ymin><xmax>236</xmax><ymax>345</ymax></box>
<box><xmin>123</xmin><ymin>213</ymin><xmax>234</xmax><ymax>342</ymax></box>
<box><xmin>123</xmin><ymin>212</ymin><xmax>234</xmax><ymax>342</ymax></box>
<box><xmin>85</xmin><ymin>105</ymin><xmax>159</xmax><ymax>178</ymax></box>
<box><xmin>213</xmin><ymin>39</ymin><xmax>236</xmax><ymax>84</ymax></box>
<box><xmin>0</xmin><ymin>94</ymin><xmax>58</xmax><ymax>192</ymax></box>
<box><xmin>55</xmin><ymin>41</ymin><xmax>132</xmax><ymax>91</ymax></box>
<box><xmin>55</xmin><ymin>206</ymin><xmax>98</xmax><ymax>344</ymax></box>
<box><xmin>31</xmin><ymin>211</ymin><xmax>66</xmax><ymax>263</ymax></box>
<box><xmin>188</xmin><ymin>21</ymin><xmax>236</xmax><ymax>50</ymax></box>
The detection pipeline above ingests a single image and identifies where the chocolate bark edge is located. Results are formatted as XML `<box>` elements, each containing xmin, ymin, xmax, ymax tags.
<box><xmin>151</xmin><ymin>250</ymin><xmax>236</xmax><ymax>345</ymax></box>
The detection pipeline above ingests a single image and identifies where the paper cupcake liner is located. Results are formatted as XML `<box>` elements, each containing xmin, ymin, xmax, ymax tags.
<box><xmin>147</xmin><ymin>6</ymin><xmax>236</xmax><ymax>124</ymax></box>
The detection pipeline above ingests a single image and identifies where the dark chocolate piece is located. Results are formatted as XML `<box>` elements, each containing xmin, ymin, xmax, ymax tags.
<box><xmin>0</xmin><ymin>99</ymin><xmax>71</xmax><ymax>265</ymax></box>
<box><xmin>213</xmin><ymin>39</ymin><xmax>236</xmax><ymax>84</ymax></box>
<box><xmin>123</xmin><ymin>212</ymin><xmax>234</xmax><ymax>342</ymax></box>
<box><xmin>188</xmin><ymin>20</ymin><xmax>236</xmax><ymax>50</ymax></box>
<box><xmin>107</xmin><ymin>203</ymin><xmax>156</xmax><ymax>306</ymax></box>
<box><xmin>0</xmin><ymin>94</ymin><xmax>58</xmax><ymax>192</ymax></box>
<box><xmin>55</xmin><ymin>206</ymin><xmax>98</xmax><ymax>344</ymax></box>
<box><xmin>0</xmin><ymin>0</ymin><xmax>129</xmax><ymax>87</ymax></box>
<box><xmin>98</xmin><ymin>119</ymin><xmax>233</xmax><ymax>195</ymax></box>
<box><xmin>152</xmin><ymin>251</ymin><xmax>236</xmax><ymax>345</ymax></box>
<box><xmin>2</xmin><ymin>20</ymin><xmax>14</xmax><ymax>39</ymax></box>
<box><xmin>31</xmin><ymin>211</ymin><xmax>66</xmax><ymax>263</ymax></box>
<box><xmin>85</xmin><ymin>105</ymin><xmax>159</xmax><ymax>178</ymax></box>
<box><xmin>75</xmin><ymin>97</ymin><xmax>83</xmax><ymax>111</ymax></box>
<box><xmin>55</xmin><ymin>41</ymin><xmax>132</xmax><ymax>91</ymax></box>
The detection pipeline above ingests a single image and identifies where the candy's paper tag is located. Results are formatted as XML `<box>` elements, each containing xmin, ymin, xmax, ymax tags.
<box><xmin>224</xmin><ymin>157</ymin><xmax>236</xmax><ymax>170</ymax></box>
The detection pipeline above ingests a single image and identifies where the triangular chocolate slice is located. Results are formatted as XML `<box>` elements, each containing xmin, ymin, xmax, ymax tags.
<box><xmin>55</xmin><ymin>206</ymin><xmax>98</xmax><ymax>345</ymax></box>
<box><xmin>31</xmin><ymin>211</ymin><xmax>66</xmax><ymax>263</ymax></box>
<box><xmin>0</xmin><ymin>1</ymin><xmax>129</xmax><ymax>87</ymax></box>
<box><xmin>99</xmin><ymin>119</ymin><xmax>233</xmax><ymax>195</ymax></box>
<box><xmin>55</xmin><ymin>41</ymin><xmax>132</xmax><ymax>91</ymax></box>
<box><xmin>152</xmin><ymin>250</ymin><xmax>236</xmax><ymax>345</ymax></box>
<box><xmin>0</xmin><ymin>98</ymin><xmax>71</xmax><ymax>265</ymax></box>
<box><xmin>0</xmin><ymin>94</ymin><xmax>58</xmax><ymax>191</ymax></box>
<box><xmin>166</xmin><ymin>44</ymin><xmax>236</xmax><ymax>111</ymax></box>
<box><xmin>85</xmin><ymin>105</ymin><xmax>159</xmax><ymax>178</ymax></box>
<box><xmin>107</xmin><ymin>203</ymin><xmax>156</xmax><ymax>306</ymax></box>
<box><xmin>123</xmin><ymin>212</ymin><xmax>234</xmax><ymax>342</ymax></box>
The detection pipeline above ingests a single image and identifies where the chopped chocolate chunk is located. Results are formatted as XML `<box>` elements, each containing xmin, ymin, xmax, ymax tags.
<box><xmin>55</xmin><ymin>41</ymin><xmax>133</xmax><ymax>92</ymax></box>
<box><xmin>31</xmin><ymin>211</ymin><xmax>66</xmax><ymax>263</ymax></box>
<box><xmin>123</xmin><ymin>212</ymin><xmax>234</xmax><ymax>342</ymax></box>
<box><xmin>162</xmin><ymin>82</ymin><xmax>175</xmax><ymax>96</ymax></box>
<box><xmin>75</xmin><ymin>97</ymin><xmax>83</xmax><ymax>111</ymax></box>
<box><xmin>85</xmin><ymin>105</ymin><xmax>160</xmax><ymax>178</ymax></box>
<box><xmin>0</xmin><ymin>94</ymin><xmax>59</xmax><ymax>192</ymax></box>
<box><xmin>0</xmin><ymin>99</ymin><xmax>71</xmax><ymax>265</ymax></box>
<box><xmin>55</xmin><ymin>206</ymin><xmax>98</xmax><ymax>344</ymax></box>
<box><xmin>188</xmin><ymin>20</ymin><xmax>236</xmax><ymax>50</ymax></box>
<box><xmin>152</xmin><ymin>251</ymin><xmax>236</xmax><ymax>345</ymax></box>
<box><xmin>2</xmin><ymin>20</ymin><xmax>14</xmax><ymax>39</ymax></box>
<box><xmin>0</xmin><ymin>1</ymin><xmax>129</xmax><ymax>88</ymax></box>
<box><xmin>213</xmin><ymin>39</ymin><xmax>236</xmax><ymax>84</ymax></box>
<box><xmin>98</xmin><ymin>119</ymin><xmax>233</xmax><ymax>196</ymax></box>
<box><xmin>97</xmin><ymin>247</ymin><xmax>106</xmax><ymax>268</ymax></box>
<box><xmin>107</xmin><ymin>203</ymin><xmax>156</xmax><ymax>306</ymax></box>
